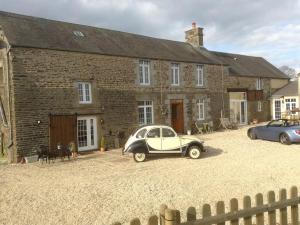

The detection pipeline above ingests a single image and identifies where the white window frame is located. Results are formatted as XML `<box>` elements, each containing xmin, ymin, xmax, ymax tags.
<box><xmin>139</xmin><ymin>60</ymin><xmax>150</xmax><ymax>85</ymax></box>
<box><xmin>138</xmin><ymin>101</ymin><xmax>154</xmax><ymax>125</ymax></box>
<box><xmin>196</xmin><ymin>65</ymin><xmax>204</xmax><ymax>87</ymax></box>
<box><xmin>256</xmin><ymin>78</ymin><xmax>264</xmax><ymax>90</ymax></box>
<box><xmin>285</xmin><ymin>98</ymin><xmax>297</xmax><ymax>114</ymax></box>
<box><xmin>257</xmin><ymin>101</ymin><xmax>262</xmax><ymax>112</ymax></box>
<box><xmin>78</xmin><ymin>82</ymin><xmax>92</xmax><ymax>104</ymax></box>
<box><xmin>171</xmin><ymin>63</ymin><xmax>180</xmax><ymax>86</ymax></box>
<box><xmin>197</xmin><ymin>99</ymin><xmax>205</xmax><ymax>120</ymax></box>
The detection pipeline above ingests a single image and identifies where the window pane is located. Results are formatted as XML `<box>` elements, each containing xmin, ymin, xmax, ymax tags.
<box><xmin>147</xmin><ymin>128</ymin><xmax>160</xmax><ymax>138</ymax></box>
<box><xmin>78</xmin><ymin>83</ymin><xmax>84</xmax><ymax>102</ymax></box>
<box><xmin>136</xmin><ymin>129</ymin><xmax>147</xmax><ymax>138</ymax></box>
<box><xmin>162</xmin><ymin>128</ymin><xmax>175</xmax><ymax>137</ymax></box>
<box><xmin>138</xmin><ymin>107</ymin><xmax>145</xmax><ymax>125</ymax></box>
<box><xmin>85</xmin><ymin>83</ymin><xmax>90</xmax><ymax>102</ymax></box>
<box><xmin>146</xmin><ymin>106</ymin><xmax>152</xmax><ymax>124</ymax></box>
<box><xmin>77</xmin><ymin>120</ymin><xmax>87</xmax><ymax>147</ymax></box>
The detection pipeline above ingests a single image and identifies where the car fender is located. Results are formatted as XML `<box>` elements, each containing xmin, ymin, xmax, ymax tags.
<box><xmin>126</xmin><ymin>140</ymin><xmax>149</xmax><ymax>154</ymax></box>
<box><xmin>183</xmin><ymin>141</ymin><xmax>204</xmax><ymax>156</ymax></box>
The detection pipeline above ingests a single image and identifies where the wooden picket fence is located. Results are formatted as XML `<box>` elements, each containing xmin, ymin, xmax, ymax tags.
<box><xmin>112</xmin><ymin>186</ymin><xmax>300</xmax><ymax>225</ymax></box>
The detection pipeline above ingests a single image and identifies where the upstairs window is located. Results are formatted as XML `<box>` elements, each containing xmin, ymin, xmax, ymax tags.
<box><xmin>197</xmin><ymin>99</ymin><xmax>205</xmax><ymax>120</ymax></box>
<box><xmin>256</xmin><ymin>78</ymin><xmax>263</xmax><ymax>90</ymax></box>
<box><xmin>78</xmin><ymin>82</ymin><xmax>92</xmax><ymax>104</ymax></box>
<box><xmin>196</xmin><ymin>65</ymin><xmax>204</xmax><ymax>86</ymax></box>
<box><xmin>171</xmin><ymin>63</ymin><xmax>180</xmax><ymax>86</ymax></box>
<box><xmin>139</xmin><ymin>60</ymin><xmax>150</xmax><ymax>85</ymax></box>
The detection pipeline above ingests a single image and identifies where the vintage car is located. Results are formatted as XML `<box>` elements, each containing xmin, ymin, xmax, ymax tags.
<box><xmin>247</xmin><ymin>119</ymin><xmax>300</xmax><ymax>145</ymax></box>
<box><xmin>123</xmin><ymin>125</ymin><xmax>205</xmax><ymax>162</ymax></box>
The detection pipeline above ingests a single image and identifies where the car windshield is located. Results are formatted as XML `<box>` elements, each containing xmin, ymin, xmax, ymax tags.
<box><xmin>267</xmin><ymin>120</ymin><xmax>297</xmax><ymax>127</ymax></box>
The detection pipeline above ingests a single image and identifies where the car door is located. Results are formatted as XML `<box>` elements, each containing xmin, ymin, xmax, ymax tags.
<box><xmin>161</xmin><ymin>128</ymin><xmax>181</xmax><ymax>152</ymax></box>
<box><xmin>145</xmin><ymin>128</ymin><xmax>162</xmax><ymax>152</ymax></box>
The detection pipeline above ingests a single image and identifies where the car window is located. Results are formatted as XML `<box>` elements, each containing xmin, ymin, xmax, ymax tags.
<box><xmin>147</xmin><ymin>128</ymin><xmax>161</xmax><ymax>138</ymax></box>
<box><xmin>136</xmin><ymin>129</ymin><xmax>147</xmax><ymax>138</ymax></box>
<box><xmin>162</xmin><ymin>128</ymin><xmax>176</xmax><ymax>137</ymax></box>
<box><xmin>268</xmin><ymin>120</ymin><xmax>285</xmax><ymax>127</ymax></box>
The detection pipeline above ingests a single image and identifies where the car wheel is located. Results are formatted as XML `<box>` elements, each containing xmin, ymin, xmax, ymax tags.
<box><xmin>188</xmin><ymin>146</ymin><xmax>201</xmax><ymax>159</ymax></box>
<box><xmin>249</xmin><ymin>129</ymin><xmax>257</xmax><ymax>140</ymax></box>
<box><xmin>133</xmin><ymin>153</ymin><xmax>146</xmax><ymax>162</ymax></box>
<box><xmin>279</xmin><ymin>133</ymin><xmax>291</xmax><ymax>145</ymax></box>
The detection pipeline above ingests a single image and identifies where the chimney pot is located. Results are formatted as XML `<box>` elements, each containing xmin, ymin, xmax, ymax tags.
<box><xmin>192</xmin><ymin>22</ymin><xmax>196</xmax><ymax>29</ymax></box>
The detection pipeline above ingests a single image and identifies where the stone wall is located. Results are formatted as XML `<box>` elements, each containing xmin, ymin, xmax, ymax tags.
<box><xmin>7</xmin><ymin>47</ymin><xmax>276</xmax><ymax>159</ymax></box>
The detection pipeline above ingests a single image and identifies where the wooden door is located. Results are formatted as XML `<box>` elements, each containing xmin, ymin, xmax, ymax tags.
<box><xmin>171</xmin><ymin>100</ymin><xmax>184</xmax><ymax>133</ymax></box>
<box><xmin>49</xmin><ymin>115</ymin><xmax>77</xmax><ymax>151</ymax></box>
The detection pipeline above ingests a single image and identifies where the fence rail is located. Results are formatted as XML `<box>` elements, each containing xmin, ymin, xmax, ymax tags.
<box><xmin>112</xmin><ymin>186</ymin><xmax>300</xmax><ymax>225</ymax></box>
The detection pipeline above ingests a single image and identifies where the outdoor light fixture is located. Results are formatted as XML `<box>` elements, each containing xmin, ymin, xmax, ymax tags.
<box><xmin>37</xmin><ymin>120</ymin><xmax>41</xmax><ymax>125</ymax></box>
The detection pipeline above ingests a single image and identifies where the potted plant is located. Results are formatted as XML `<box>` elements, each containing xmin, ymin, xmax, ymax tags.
<box><xmin>100</xmin><ymin>136</ymin><xmax>106</xmax><ymax>152</ymax></box>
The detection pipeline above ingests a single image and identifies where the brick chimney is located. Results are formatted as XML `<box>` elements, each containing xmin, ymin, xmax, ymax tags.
<box><xmin>185</xmin><ymin>22</ymin><xmax>204</xmax><ymax>47</ymax></box>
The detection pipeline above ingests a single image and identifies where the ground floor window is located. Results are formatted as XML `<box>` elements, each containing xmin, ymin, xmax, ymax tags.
<box><xmin>285</xmin><ymin>98</ymin><xmax>296</xmax><ymax>114</ymax></box>
<box><xmin>138</xmin><ymin>101</ymin><xmax>153</xmax><ymax>125</ymax></box>
<box><xmin>197</xmin><ymin>99</ymin><xmax>205</xmax><ymax>120</ymax></box>
<box><xmin>257</xmin><ymin>101</ymin><xmax>262</xmax><ymax>112</ymax></box>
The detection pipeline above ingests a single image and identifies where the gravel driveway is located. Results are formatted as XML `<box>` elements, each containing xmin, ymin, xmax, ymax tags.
<box><xmin>1</xmin><ymin>125</ymin><xmax>300</xmax><ymax>225</ymax></box>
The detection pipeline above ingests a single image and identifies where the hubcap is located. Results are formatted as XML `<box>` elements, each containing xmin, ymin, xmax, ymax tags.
<box><xmin>281</xmin><ymin>135</ymin><xmax>287</xmax><ymax>143</ymax></box>
<box><xmin>190</xmin><ymin>148</ymin><xmax>200</xmax><ymax>158</ymax></box>
<box><xmin>135</xmin><ymin>153</ymin><xmax>145</xmax><ymax>161</ymax></box>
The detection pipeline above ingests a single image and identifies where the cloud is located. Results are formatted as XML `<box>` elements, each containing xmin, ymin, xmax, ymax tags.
<box><xmin>0</xmin><ymin>0</ymin><xmax>299</xmax><ymax>69</ymax></box>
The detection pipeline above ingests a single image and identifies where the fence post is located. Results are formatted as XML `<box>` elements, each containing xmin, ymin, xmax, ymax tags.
<box><xmin>187</xmin><ymin>207</ymin><xmax>197</xmax><ymax>221</ymax></box>
<box><xmin>148</xmin><ymin>215</ymin><xmax>159</xmax><ymax>225</ymax></box>
<box><xmin>130</xmin><ymin>218</ymin><xmax>141</xmax><ymax>225</ymax></box>
<box><xmin>255</xmin><ymin>193</ymin><xmax>264</xmax><ymax>225</ymax></box>
<box><xmin>290</xmin><ymin>186</ymin><xmax>299</xmax><ymax>225</ymax></box>
<box><xmin>230</xmin><ymin>198</ymin><xmax>239</xmax><ymax>225</ymax></box>
<box><xmin>202</xmin><ymin>203</ymin><xmax>212</xmax><ymax>219</ymax></box>
<box><xmin>279</xmin><ymin>189</ymin><xmax>288</xmax><ymax>225</ymax></box>
<box><xmin>243</xmin><ymin>196</ymin><xmax>252</xmax><ymax>225</ymax></box>
<box><xmin>267</xmin><ymin>191</ymin><xmax>276</xmax><ymax>225</ymax></box>
<box><xmin>216</xmin><ymin>201</ymin><xmax>225</xmax><ymax>225</ymax></box>
<box><xmin>160</xmin><ymin>204</ymin><xmax>168</xmax><ymax>225</ymax></box>
<box><xmin>165</xmin><ymin>209</ymin><xmax>177</xmax><ymax>225</ymax></box>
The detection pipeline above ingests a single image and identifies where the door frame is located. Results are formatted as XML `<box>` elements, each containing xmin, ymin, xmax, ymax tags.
<box><xmin>170</xmin><ymin>99</ymin><xmax>184</xmax><ymax>133</ymax></box>
<box><xmin>77</xmin><ymin>116</ymin><xmax>98</xmax><ymax>151</ymax></box>
<box><xmin>230</xmin><ymin>99</ymin><xmax>248</xmax><ymax>125</ymax></box>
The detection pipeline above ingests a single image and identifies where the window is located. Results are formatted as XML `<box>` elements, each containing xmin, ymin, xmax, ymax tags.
<box><xmin>78</xmin><ymin>82</ymin><xmax>92</xmax><ymax>104</ymax></box>
<box><xmin>138</xmin><ymin>101</ymin><xmax>153</xmax><ymax>125</ymax></box>
<box><xmin>196</xmin><ymin>65</ymin><xmax>204</xmax><ymax>86</ymax></box>
<box><xmin>136</xmin><ymin>129</ymin><xmax>147</xmax><ymax>139</ymax></box>
<box><xmin>256</xmin><ymin>78</ymin><xmax>263</xmax><ymax>90</ymax></box>
<box><xmin>162</xmin><ymin>128</ymin><xmax>176</xmax><ymax>137</ymax></box>
<box><xmin>147</xmin><ymin>128</ymin><xmax>161</xmax><ymax>138</ymax></box>
<box><xmin>197</xmin><ymin>99</ymin><xmax>205</xmax><ymax>120</ymax></box>
<box><xmin>285</xmin><ymin>98</ymin><xmax>296</xmax><ymax>114</ymax></box>
<box><xmin>171</xmin><ymin>63</ymin><xmax>180</xmax><ymax>86</ymax></box>
<box><xmin>139</xmin><ymin>60</ymin><xmax>150</xmax><ymax>85</ymax></box>
<box><xmin>257</xmin><ymin>101</ymin><xmax>262</xmax><ymax>112</ymax></box>
<box><xmin>73</xmin><ymin>30</ymin><xmax>85</xmax><ymax>37</ymax></box>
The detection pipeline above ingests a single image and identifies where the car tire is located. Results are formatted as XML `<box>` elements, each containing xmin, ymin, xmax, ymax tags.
<box><xmin>133</xmin><ymin>153</ymin><xmax>147</xmax><ymax>162</ymax></box>
<box><xmin>188</xmin><ymin>146</ymin><xmax>201</xmax><ymax>159</ymax></box>
<box><xmin>279</xmin><ymin>133</ymin><xmax>291</xmax><ymax>145</ymax></box>
<box><xmin>249</xmin><ymin>129</ymin><xmax>257</xmax><ymax>140</ymax></box>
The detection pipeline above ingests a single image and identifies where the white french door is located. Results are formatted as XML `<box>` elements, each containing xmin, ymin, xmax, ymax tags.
<box><xmin>77</xmin><ymin>116</ymin><xmax>98</xmax><ymax>151</ymax></box>
<box><xmin>230</xmin><ymin>100</ymin><xmax>248</xmax><ymax>125</ymax></box>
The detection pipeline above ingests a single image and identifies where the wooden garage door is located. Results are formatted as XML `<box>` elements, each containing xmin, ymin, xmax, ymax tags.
<box><xmin>49</xmin><ymin>115</ymin><xmax>77</xmax><ymax>151</ymax></box>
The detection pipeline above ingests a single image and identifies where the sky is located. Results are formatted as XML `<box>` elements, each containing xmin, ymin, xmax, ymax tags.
<box><xmin>1</xmin><ymin>0</ymin><xmax>299</xmax><ymax>73</ymax></box>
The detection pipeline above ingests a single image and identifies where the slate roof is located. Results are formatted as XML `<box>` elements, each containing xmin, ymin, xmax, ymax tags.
<box><xmin>272</xmin><ymin>80</ymin><xmax>299</xmax><ymax>97</ymax></box>
<box><xmin>0</xmin><ymin>11</ymin><xmax>220</xmax><ymax>65</ymax></box>
<box><xmin>0</xmin><ymin>11</ymin><xmax>289</xmax><ymax>79</ymax></box>
<box><xmin>211</xmin><ymin>51</ymin><xmax>288</xmax><ymax>79</ymax></box>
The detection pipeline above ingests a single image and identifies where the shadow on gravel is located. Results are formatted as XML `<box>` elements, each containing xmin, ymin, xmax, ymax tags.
<box><xmin>145</xmin><ymin>146</ymin><xmax>223</xmax><ymax>162</ymax></box>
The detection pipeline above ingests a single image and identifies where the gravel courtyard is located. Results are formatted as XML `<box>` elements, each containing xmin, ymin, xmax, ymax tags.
<box><xmin>1</xmin><ymin>125</ymin><xmax>300</xmax><ymax>225</ymax></box>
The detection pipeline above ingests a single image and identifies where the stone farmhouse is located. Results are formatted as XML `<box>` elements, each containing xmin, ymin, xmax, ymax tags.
<box><xmin>0</xmin><ymin>11</ymin><xmax>288</xmax><ymax>162</ymax></box>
